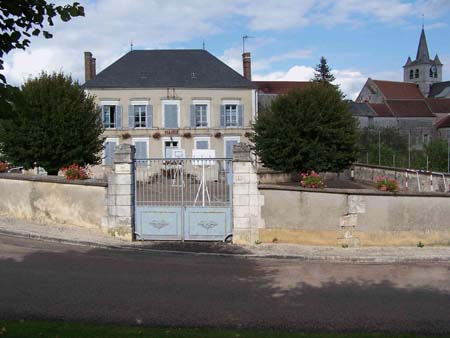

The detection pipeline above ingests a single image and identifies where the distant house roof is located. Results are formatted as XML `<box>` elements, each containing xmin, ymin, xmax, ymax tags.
<box><xmin>386</xmin><ymin>100</ymin><xmax>435</xmax><ymax>118</ymax></box>
<box><xmin>436</xmin><ymin>115</ymin><xmax>450</xmax><ymax>129</ymax></box>
<box><xmin>348</xmin><ymin>101</ymin><xmax>376</xmax><ymax>117</ymax></box>
<box><xmin>254</xmin><ymin>81</ymin><xmax>310</xmax><ymax>94</ymax></box>
<box><xmin>429</xmin><ymin>81</ymin><xmax>450</xmax><ymax>98</ymax></box>
<box><xmin>83</xmin><ymin>49</ymin><xmax>256</xmax><ymax>89</ymax></box>
<box><xmin>368</xmin><ymin>103</ymin><xmax>394</xmax><ymax>117</ymax></box>
<box><xmin>372</xmin><ymin>80</ymin><xmax>425</xmax><ymax>100</ymax></box>
<box><xmin>426</xmin><ymin>98</ymin><xmax>450</xmax><ymax>115</ymax></box>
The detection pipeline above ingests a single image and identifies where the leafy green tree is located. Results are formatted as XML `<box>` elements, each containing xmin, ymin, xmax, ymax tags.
<box><xmin>313</xmin><ymin>56</ymin><xmax>336</xmax><ymax>84</ymax></box>
<box><xmin>252</xmin><ymin>83</ymin><xmax>358</xmax><ymax>173</ymax></box>
<box><xmin>0</xmin><ymin>1</ymin><xmax>84</xmax><ymax>84</ymax></box>
<box><xmin>425</xmin><ymin>139</ymin><xmax>448</xmax><ymax>172</ymax></box>
<box><xmin>0</xmin><ymin>72</ymin><xmax>104</xmax><ymax>174</ymax></box>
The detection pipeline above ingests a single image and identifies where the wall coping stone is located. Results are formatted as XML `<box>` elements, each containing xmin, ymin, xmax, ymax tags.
<box><xmin>0</xmin><ymin>173</ymin><xmax>108</xmax><ymax>187</ymax></box>
<box><xmin>258</xmin><ymin>183</ymin><xmax>450</xmax><ymax>198</ymax></box>
<box><xmin>354</xmin><ymin>163</ymin><xmax>450</xmax><ymax>178</ymax></box>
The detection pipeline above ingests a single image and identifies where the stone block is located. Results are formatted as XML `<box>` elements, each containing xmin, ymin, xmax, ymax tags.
<box><xmin>115</xmin><ymin>205</ymin><xmax>133</xmax><ymax>217</ymax></box>
<box><xmin>233</xmin><ymin>184</ymin><xmax>249</xmax><ymax>195</ymax></box>
<box><xmin>348</xmin><ymin>195</ymin><xmax>366</xmax><ymax>214</ymax></box>
<box><xmin>233</xmin><ymin>162</ymin><xmax>252</xmax><ymax>174</ymax></box>
<box><xmin>233</xmin><ymin>206</ymin><xmax>250</xmax><ymax>219</ymax></box>
<box><xmin>233</xmin><ymin>173</ymin><xmax>251</xmax><ymax>184</ymax></box>
<box><xmin>115</xmin><ymin>195</ymin><xmax>132</xmax><ymax>206</ymax></box>
<box><xmin>340</xmin><ymin>213</ymin><xmax>358</xmax><ymax>228</ymax></box>
<box><xmin>233</xmin><ymin>217</ymin><xmax>250</xmax><ymax>229</ymax></box>
<box><xmin>113</xmin><ymin>174</ymin><xmax>132</xmax><ymax>185</ymax></box>
<box><xmin>233</xmin><ymin>195</ymin><xmax>249</xmax><ymax>206</ymax></box>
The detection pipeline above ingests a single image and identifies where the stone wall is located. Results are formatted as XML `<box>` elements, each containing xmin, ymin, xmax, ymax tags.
<box><xmin>351</xmin><ymin>163</ymin><xmax>450</xmax><ymax>193</ymax></box>
<box><xmin>259</xmin><ymin>184</ymin><xmax>450</xmax><ymax>246</ymax></box>
<box><xmin>0</xmin><ymin>174</ymin><xmax>107</xmax><ymax>229</ymax></box>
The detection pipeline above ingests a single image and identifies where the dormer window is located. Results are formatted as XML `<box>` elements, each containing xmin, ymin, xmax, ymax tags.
<box><xmin>409</xmin><ymin>69</ymin><xmax>414</xmax><ymax>79</ymax></box>
<box><xmin>415</xmin><ymin>69</ymin><xmax>419</xmax><ymax>78</ymax></box>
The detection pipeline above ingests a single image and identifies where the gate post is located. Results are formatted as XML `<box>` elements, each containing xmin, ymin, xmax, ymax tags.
<box><xmin>105</xmin><ymin>144</ymin><xmax>135</xmax><ymax>241</ymax></box>
<box><xmin>232</xmin><ymin>143</ymin><xmax>264</xmax><ymax>244</ymax></box>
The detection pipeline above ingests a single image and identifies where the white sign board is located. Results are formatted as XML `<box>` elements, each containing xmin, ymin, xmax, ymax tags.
<box><xmin>173</xmin><ymin>149</ymin><xmax>186</xmax><ymax>158</ymax></box>
<box><xmin>192</xmin><ymin>149</ymin><xmax>216</xmax><ymax>166</ymax></box>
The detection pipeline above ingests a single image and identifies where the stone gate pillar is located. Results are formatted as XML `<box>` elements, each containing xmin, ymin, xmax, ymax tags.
<box><xmin>232</xmin><ymin>143</ymin><xmax>264</xmax><ymax>244</ymax></box>
<box><xmin>105</xmin><ymin>144</ymin><xmax>135</xmax><ymax>241</ymax></box>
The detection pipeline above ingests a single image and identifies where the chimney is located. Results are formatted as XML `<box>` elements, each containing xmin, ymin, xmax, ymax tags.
<box><xmin>91</xmin><ymin>57</ymin><xmax>96</xmax><ymax>79</ymax></box>
<box><xmin>242</xmin><ymin>52</ymin><xmax>251</xmax><ymax>81</ymax></box>
<box><xmin>84</xmin><ymin>51</ymin><xmax>93</xmax><ymax>82</ymax></box>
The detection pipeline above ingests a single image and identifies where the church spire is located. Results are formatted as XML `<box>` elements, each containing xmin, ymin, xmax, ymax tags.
<box><xmin>416</xmin><ymin>27</ymin><xmax>430</xmax><ymax>61</ymax></box>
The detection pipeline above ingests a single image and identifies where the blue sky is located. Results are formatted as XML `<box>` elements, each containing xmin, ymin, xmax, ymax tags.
<box><xmin>4</xmin><ymin>0</ymin><xmax>450</xmax><ymax>98</ymax></box>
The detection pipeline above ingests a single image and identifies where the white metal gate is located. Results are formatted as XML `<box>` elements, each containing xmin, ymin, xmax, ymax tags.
<box><xmin>134</xmin><ymin>158</ymin><xmax>233</xmax><ymax>241</ymax></box>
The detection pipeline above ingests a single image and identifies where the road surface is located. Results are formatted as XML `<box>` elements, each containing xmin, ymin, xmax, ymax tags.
<box><xmin>0</xmin><ymin>235</ymin><xmax>449</xmax><ymax>334</ymax></box>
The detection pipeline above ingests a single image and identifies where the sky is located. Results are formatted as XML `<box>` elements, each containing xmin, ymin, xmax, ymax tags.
<box><xmin>3</xmin><ymin>0</ymin><xmax>450</xmax><ymax>99</ymax></box>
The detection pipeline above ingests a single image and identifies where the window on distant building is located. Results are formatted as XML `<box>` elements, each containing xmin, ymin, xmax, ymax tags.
<box><xmin>102</xmin><ymin>104</ymin><xmax>123</xmax><ymax>129</ymax></box>
<box><xmin>415</xmin><ymin>69</ymin><xmax>419</xmax><ymax>78</ymax></box>
<box><xmin>134</xmin><ymin>105</ymin><xmax>146</xmax><ymax>128</ymax></box>
<box><xmin>409</xmin><ymin>69</ymin><xmax>414</xmax><ymax>79</ymax></box>
<box><xmin>190</xmin><ymin>101</ymin><xmax>210</xmax><ymax>128</ymax></box>
<box><xmin>194</xmin><ymin>137</ymin><xmax>210</xmax><ymax>150</ymax></box>
<box><xmin>220</xmin><ymin>101</ymin><xmax>243</xmax><ymax>128</ymax></box>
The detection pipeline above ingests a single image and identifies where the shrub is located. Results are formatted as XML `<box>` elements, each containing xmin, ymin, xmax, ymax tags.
<box><xmin>300</xmin><ymin>171</ymin><xmax>325</xmax><ymax>188</ymax></box>
<box><xmin>375</xmin><ymin>176</ymin><xmax>399</xmax><ymax>192</ymax></box>
<box><xmin>0</xmin><ymin>161</ymin><xmax>8</xmax><ymax>173</ymax></box>
<box><xmin>61</xmin><ymin>164</ymin><xmax>90</xmax><ymax>180</ymax></box>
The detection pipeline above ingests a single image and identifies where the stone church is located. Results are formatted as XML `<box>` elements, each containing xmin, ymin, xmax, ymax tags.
<box><xmin>354</xmin><ymin>27</ymin><xmax>450</xmax><ymax>141</ymax></box>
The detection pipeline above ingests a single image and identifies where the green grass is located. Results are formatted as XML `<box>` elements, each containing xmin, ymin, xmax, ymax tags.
<box><xmin>0</xmin><ymin>320</ymin><xmax>441</xmax><ymax>338</ymax></box>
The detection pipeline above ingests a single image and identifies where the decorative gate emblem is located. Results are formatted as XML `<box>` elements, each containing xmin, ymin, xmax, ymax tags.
<box><xmin>198</xmin><ymin>220</ymin><xmax>218</xmax><ymax>230</ymax></box>
<box><xmin>149</xmin><ymin>220</ymin><xmax>169</xmax><ymax>230</ymax></box>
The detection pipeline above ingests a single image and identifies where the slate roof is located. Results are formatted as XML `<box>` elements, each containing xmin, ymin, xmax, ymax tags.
<box><xmin>83</xmin><ymin>49</ymin><xmax>256</xmax><ymax>89</ymax></box>
<box><xmin>429</xmin><ymin>81</ymin><xmax>450</xmax><ymax>98</ymax></box>
<box><xmin>372</xmin><ymin>80</ymin><xmax>425</xmax><ymax>100</ymax></box>
<box><xmin>348</xmin><ymin>101</ymin><xmax>376</xmax><ymax>117</ymax></box>
<box><xmin>254</xmin><ymin>81</ymin><xmax>311</xmax><ymax>94</ymax></box>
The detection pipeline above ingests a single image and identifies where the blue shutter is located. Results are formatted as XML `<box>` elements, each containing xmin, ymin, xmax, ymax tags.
<box><xmin>238</xmin><ymin>105</ymin><xmax>244</xmax><ymax>127</ymax></box>
<box><xmin>135</xmin><ymin>141</ymin><xmax>147</xmax><ymax>166</ymax></box>
<box><xmin>105</xmin><ymin>142</ymin><xmax>116</xmax><ymax>165</ymax></box>
<box><xmin>164</xmin><ymin>104</ymin><xmax>178</xmax><ymax>128</ymax></box>
<box><xmin>146</xmin><ymin>105</ymin><xmax>153</xmax><ymax>128</ymax></box>
<box><xmin>190</xmin><ymin>104</ymin><xmax>196</xmax><ymax>128</ymax></box>
<box><xmin>128</xmin><ymin>105</ymin><xmax>134</xmax><ymax>129</ymax></box>
<box><xmin>220</xmin><ymin>105</ymin><xmax>225</xmax><ymax>127</ymax></box>
<box><xmin>116</xmin><ymin>105</ymin><xmax>122</xmax><ymax>129</ymax></box>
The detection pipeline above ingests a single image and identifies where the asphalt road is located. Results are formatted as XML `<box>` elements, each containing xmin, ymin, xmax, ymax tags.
<box><xmin>0</xmin><ymin>234</ymin><xmax>449</xmax><ymax>335</ymax></box>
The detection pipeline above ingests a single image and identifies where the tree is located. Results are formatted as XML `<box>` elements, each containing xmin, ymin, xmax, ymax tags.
<box><xmin>313</xmin><ymin>56</ymin><xmax>336</xmax><ymax>84</ymax></box>
<box><xmin>0</xmin><ymin>1</ymin><xmax>84</xmax><ymax>84</ymax></box>
<box><xmin>252</xmin><ymin>83</ymin><xmax>358</xmax><ymax>173</ymax></box>
<box><xmin>0</xmin><ymin>72</ymin><xmax>104</xmax><ymax>175</ymax></box>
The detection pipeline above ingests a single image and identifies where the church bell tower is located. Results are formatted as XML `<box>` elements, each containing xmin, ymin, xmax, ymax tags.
<box><xmin>403</xmin><ymin>27</ymin><xmax>443</xmax><ymax>96</ymax></box>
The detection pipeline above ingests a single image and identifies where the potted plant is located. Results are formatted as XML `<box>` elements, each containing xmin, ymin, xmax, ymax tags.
<box><xmin>300</xmin><ymin>171</ymin><xmax>325</xmax><ymax>189</ymax></box>
<box><xmin>183</xmin><ymin>132</ymin><xmax>192</xmax><ymax>138</ymax></box>
<box><xmin>244</xmin><ymin>131</ymin><xmax>252</xmax><ymax>138</ymax></box>
<box><xmin>375</xmin><ymin>176</ymin><xmax>399</xmax><ymax>192</ymax></box>
<box><xmin>61</xmin><ymin>164</ymin><xmax>91</xmax><ymax>180</ymax></box>
<box><xmin>214</xmin><ymin>132</ymin><xmax>222</xmax><ymax>138</ymax></box>
<box><xmin>121</xmin><ymin>132</ymin><xmax>131</xmax><ymax>140</ymax></box>
<box><xmin>152</xmin><ymin>132</ymin><xmax>161</xmax><ymax>139</ymax></box>
<box><xmin>0</xmin><ymin>161</ymin><xmax>8</xmax><ymax>173</ymax></box>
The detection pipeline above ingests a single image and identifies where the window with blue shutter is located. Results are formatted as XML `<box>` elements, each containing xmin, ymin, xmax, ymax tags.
<box><xmin>104</xmin><ymin>141</ymin><xmax>117</xmax><ymax>165</ymax></box>
<box><xmin>223</xmin><ymin>104</ymin><xmax>239</xmax><ymax>127</ymax></box>
<box><xmin>164</xmin><ymin>104</ymin><xmax>178</xmax><ymax>128</ymax></box>
<box><xmin>103</xmin><ymin>105</ymin><xmax>116</xmax><ymax>128</ymax></box>
<box><xmin>133</xmin><ymin>105</ymin><xmax>146</xmax><ymax>128</ymax></box>
<box><xmin>238</xmin><ymin>104</ymin><xmax>244</xmax><ymax>127</ymax></box>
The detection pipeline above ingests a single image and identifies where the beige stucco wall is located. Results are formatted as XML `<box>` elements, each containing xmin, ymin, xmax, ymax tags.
<box><xmin>87</xmin><ymin>88</ymin><xmax>254</xmax><ymax>158</ymax></box>
<box><xmin>260</xmin><ymin>187</ymin><xmax>450</xmax><ymax>246</ymax></box>
<box><xmin>0</xmin><ymin>176</ymin><xmax>107</xmax><ymax>229</ymax></box>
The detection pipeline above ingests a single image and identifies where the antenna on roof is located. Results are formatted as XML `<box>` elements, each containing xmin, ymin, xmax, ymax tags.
<box><xmin>242</xmin><ymin>35</ymin><xmax>254</xmax><ymax>54</ymax></box>
<box><xmin>422</xmin><ymin>13</ymin><xmax>425</xmax><ymax>29</ymax></box>
<box><xmin>202</xmin><ymin>40</ymin><xmax>206</xmax><ymax>50</ymax></box>
<box><xmin>130</xmin><ymin>40</ymin><xmax>133</xmax><ymax>51</ymax></box>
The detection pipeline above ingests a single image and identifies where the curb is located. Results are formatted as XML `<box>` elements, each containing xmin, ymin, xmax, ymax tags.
<box><xmin>0</xmin><ymin>229</ymin><xmax>449</xmax><ymax>264</ymax></box>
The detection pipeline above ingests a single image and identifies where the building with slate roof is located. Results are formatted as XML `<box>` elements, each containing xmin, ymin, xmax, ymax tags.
<box><xmin>83</xmin><ymin>49</ymin><xmax>257</xmax><ymax>169</ymax></box>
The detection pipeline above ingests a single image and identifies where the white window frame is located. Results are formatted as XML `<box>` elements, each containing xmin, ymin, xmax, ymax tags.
<box><xmin>162</xmin><ymin>100</ymin><xmax>180</xmax><ymax>129</ymax></box>
<box><xmin>161</xmin><ymin>136</ymin><xmax>181</xmax><ymax>158</ymax></box>
<box><xmin>132</xmin><ymin>137</ymin><xmax>150</xmax><ymax>158</ymax></box>
<box><xmin>194</xmin><ymin>136</ymin><xmax>211</xmax><ymax>150</ymax></box>
<box><xmin>223</xmin><ymin>136</ymin><xmax>240</xmax><ymax>158</ymax></box>
<box><xmin>102</xmin><ymin>137</ymin><xmax>119</xmax><ymax>165</ymax></box>
<box><xmin>192</xmin><ymin>100</ymin><xmax>210</xmax><ymax>128</ymax></box>
<box><xmin>130</xmin><ymin>100</ymin><xmax>149</xmax><ymax>129</ymax></box>
<box><xmin>101</xmin><ymin>100</ymin><xmax>119</xmax><ymax>129</ymax></box>
<box><xmin>222</xmin><ymin>100</ymin><xmax>241</xmax><ymax>128</ymax></box>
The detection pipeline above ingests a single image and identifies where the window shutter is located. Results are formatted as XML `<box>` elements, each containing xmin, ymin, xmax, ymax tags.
<box><xmin>190</xmin><ymin>105</ymin><xmax>196</xmax><ymax>128</ymax></box>
<box><xmin>116</xmin><ymin>105</ymin><xmax>122</xmax><ymax>129</ymax></box>
<box><xmin>105</xmin><ymin>142</ymin><xmax>116</xmax><ymax>165</ymax></box>
<box><xmin>146</xmin><ymin>105</ymin><xmax>153</xmax><ymax>128</ymax></box>
<box><xmin>128</xmin><ymin>105</ymin><xmax>134</xmax><ymax>129</ymax></box>
<box><xmin>220</xmin><ymin>105</ymin><xmax>225</xmax><ymax>127</ymax></box>
<box><xmin>238</xmin><ymin>105</ymin><xmax>244</xmax><ymax>127</ymax></box>
<box><xmin>135</xmin><ymin>141</ymin><xmax>147</xmax><ymax>165</ymax></box>
<box><xmin>100</xmin><ymin>106</ymin><xmax>105</xmax><ymax>125</ymax></box>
